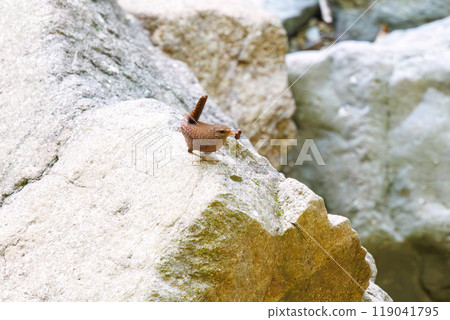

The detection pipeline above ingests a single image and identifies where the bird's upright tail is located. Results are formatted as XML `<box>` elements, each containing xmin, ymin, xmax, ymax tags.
<box><xmin>188</xmin><ymin>95</ymin><xmax>208</xmax><ymax>124</ymax></box>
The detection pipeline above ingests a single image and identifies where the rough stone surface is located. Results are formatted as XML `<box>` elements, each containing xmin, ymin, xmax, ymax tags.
<box><xmin>250</xmin><ymin>0</ymin><xmax>319</xmax><ymax>36</ymax></box>
<box><xmin>285</xmin><ymin>17</ymin><xmax>450</xmax><ymax>301</ymax></box>
<box><xmin>0</xmin><ymin>0</ymin><xmax>385</xmax><ymax>302</ymax></box>
<box><xmin>330</xmin><ymin>0</ymin><xmax>450</xmax><ymax>41</ymax></box>
<box><xmin>118</xmin><ymin>0</ymin><xmax>297</xmax><ymax>168</ymax></box>
<box><xmin>363</xmin><ymin>253</ymin><xmax>392</xmax><ymax>302</ymax></box>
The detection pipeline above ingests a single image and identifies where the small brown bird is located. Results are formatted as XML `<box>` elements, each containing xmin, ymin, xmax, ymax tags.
<box><xmin>180</xmin><ymin>95</ymin><xmax>241</xmax><ymax>161</ymax></box>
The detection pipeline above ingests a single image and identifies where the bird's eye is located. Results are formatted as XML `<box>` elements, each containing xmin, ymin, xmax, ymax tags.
<box><xmin>219</xmin><ymin>130</ymin><xmax>225</xmax><ymax>133</ymax></box>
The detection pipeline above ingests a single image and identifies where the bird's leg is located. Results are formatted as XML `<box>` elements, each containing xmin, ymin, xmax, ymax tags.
<box><xmin>188</xmin><ymin>149</ymin><xmax>218</xmax><ymax>162</ymax></box>
<box><xmin>188</xmin><ymin>149</ymin><xmax>206</xmax><ymax>160</ymax></box>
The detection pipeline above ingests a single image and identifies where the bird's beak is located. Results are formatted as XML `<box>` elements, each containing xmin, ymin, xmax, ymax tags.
<box><xmin>229</xmin><ymin>129</ymin><xmax>241</xmax><ymax>139</ymax></box>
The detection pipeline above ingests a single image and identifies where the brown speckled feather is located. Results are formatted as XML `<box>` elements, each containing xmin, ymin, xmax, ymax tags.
<box><xmin>180</xmin><ymin>118</ymin><xmax>216</xmax><ymax>151</ymax></box>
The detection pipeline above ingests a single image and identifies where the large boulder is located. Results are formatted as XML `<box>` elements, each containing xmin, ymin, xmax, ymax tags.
<box><xmin>0</xmin><ymin>0</ymin><xmax>387</xmax><ymax>301</ymax></box>
<box><xmin>330</xmin><ymin>0</ymin><xmax>450</xmax><ymax>41</ymax></box>
<box><xmin>285</xmin><ymin>17</ymin><xmax>450</xmax><ymax>301</ymax></box>
<box><xmin>118</xmin><ymin>0</ymin><xmax>297</xmax><ymax>168</ymax></box>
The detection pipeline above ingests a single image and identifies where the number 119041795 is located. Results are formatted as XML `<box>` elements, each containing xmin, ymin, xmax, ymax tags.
<box><xmin>373</xmin><ymin>306</ymin><xmax>438</xmax><ymax>317</ymax></box>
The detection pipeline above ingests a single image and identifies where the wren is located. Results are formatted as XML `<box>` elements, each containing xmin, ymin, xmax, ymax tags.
<box><xmin>180</xmin><ymin>95</ymin><xmax>241</xmax><ymax>161</ymax></box>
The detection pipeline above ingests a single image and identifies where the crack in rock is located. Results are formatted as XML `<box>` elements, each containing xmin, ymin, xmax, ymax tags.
<box><xmin>0</xmin><ymin>155</ymin><xmax>59</xmax><ymax>208</ymax></box>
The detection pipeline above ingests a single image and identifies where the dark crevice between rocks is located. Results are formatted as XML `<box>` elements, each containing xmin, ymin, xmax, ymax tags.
<box><xmin>0</xmin><ymin>155</ymin><xmax>59</xmax><ymax>208</ymax></box>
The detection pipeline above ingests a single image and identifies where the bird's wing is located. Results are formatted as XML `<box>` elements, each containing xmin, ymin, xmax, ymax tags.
<box><xmin>188</xmin><ymin>95</ymin><xmax>208</xmax><ymax>123</ymax></box>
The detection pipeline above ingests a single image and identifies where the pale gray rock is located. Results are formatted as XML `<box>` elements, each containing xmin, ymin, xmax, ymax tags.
<box><xmin>374</xmin><ymin>0</ymin><xmax>450</xmax><ymax>30</ymax></box>
<box><xmin>1</xmin><ymin>0</ymin><xmax>383</xmax><ymax>301</ymax></box>
<box><xmin>118</xmin><ymin>0</ymin><xmax>297</xmax><ymax>168</ymax></box>
<box><xmin>250</xmin><ymin>0</ymin><xmax>319</xmax><ymax>36</ymax></box>
<box><xmin>330</xmin><ymin>0</ymin><xmax>450</xmax><ymax>41</ymax></box>
<box><xmin>0</xmin><ymin>0</ymin><xmax>220</xmax><ymax>201</ymax></box>
<box><xmin>285</xmin><ymin>17</ymin><xmax>450</xmax><ymax>301</ymax></box>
